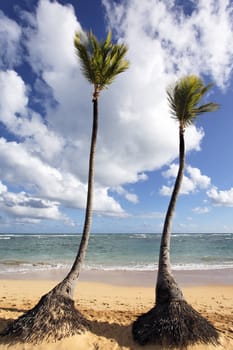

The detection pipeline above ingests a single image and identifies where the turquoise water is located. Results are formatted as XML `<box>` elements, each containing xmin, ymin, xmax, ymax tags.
<box><xmin>0</xmin><ymin>233</ymin><xmax>232</xmax><ymax>275</ymax></box>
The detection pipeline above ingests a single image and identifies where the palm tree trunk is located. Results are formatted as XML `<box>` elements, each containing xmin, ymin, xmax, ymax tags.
<box><xmin>156</xmin><ymin>125</ymin><xmax>185</xmax><ymax>304</ymax></box>
<box><xmin>55</xmin><ymin>94</ymin><xmax>98</xmax><ymax>298</ymax></box>
<box><xmin>133</xmin><ymin>124</ymin><xmax>219</xmax><ymax>347</ymax></box>
<box><xmin>0</xmin><ymin>94</ymin><xmax>99</xmax><ymax>343</ymax></box>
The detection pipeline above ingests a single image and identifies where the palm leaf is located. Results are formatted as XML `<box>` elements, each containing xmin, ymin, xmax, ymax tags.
<box><xmin>167</xmin><ymin>75</ymin><xmax>219</xmax><ymax>127</ymax></box>
<box><xmin>74</xmin><ymin>30</ymin><xmax>129</xmax><ymax>93</ymax></box>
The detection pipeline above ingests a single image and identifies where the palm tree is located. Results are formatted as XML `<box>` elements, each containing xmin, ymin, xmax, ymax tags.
<box><xmin>133</xmin><ymin>75</ymin><xmax>219</xmax><ymax>348</ymax></box>
<box><xmin>55</xmin><ymin>30</ymin><xmax>129</xmax><ymax>297</ymax></box>
<box><xmin>1</xmin><ymin>31</ymin><xmax>129</xmax><ymax>344</ymax></box>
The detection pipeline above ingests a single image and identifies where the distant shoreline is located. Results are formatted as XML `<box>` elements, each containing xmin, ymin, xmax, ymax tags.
<box><xmin>1</xmin><ymin>232</ymin><xmax>232</xmax><ymax>291</ymax></box>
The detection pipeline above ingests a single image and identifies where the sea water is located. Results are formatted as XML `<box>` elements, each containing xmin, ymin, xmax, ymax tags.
<box><xmin>0</xmin><ymin>233</ymin><xmax>232</xmax><ymax>275</ymax></box>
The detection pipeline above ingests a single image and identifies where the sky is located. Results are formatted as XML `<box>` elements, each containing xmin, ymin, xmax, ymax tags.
<box><xmin>0</xmin><ymin>0</ymin><xmax>233</xmax><ymax>234</ymax></box>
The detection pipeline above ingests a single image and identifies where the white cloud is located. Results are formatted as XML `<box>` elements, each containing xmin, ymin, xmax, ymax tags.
<box><xmin>187</xmin><ymin>166</ymin><xmax>211</xmax><ymax>189</ymax></box>
<box><xmin>0</xmin><ymin>10</ymin><xmax>22</xmax><ymax>68</ymax></box>
<box><xmin>207</xmin><ymin>187</ymin><xmax>233</xmax><ymax>207</ymax></box>
<box><xmin>104</xmin><ymin>0</ymin><xmax>233</xmax><ymax>88</ymax></box>
<box><xmin>25</xmin><ymin>0</ymin><xmax>205</xmax><ymax>188</ymax></box>
<box><xmin>25</xmin><ymin>0</ymin><xmax>81</xmax><ymax>72</ymax></box>
<box><xmin>125</xmin><ymin>192</ymin><xmax>138</xmax><ymax>204</ymax></box>
<box><xmin>0</xmin><ymin>138</ymin><xmax>124</xmax><ymax>216</ymax></box>
<box><xmin>160</xmin><ymin>185</ymin><xmax>173</xmax><ymax>196</ymax></box>
<box><xmin>162</xmin><ymin>163</ymin><xmax>179</xmax><ymax>179</ymax></box>
<box><xmin>0</xmin><ymin>70</ymin><xmax>65</xmax><ymax>161</ymax></box>
<box><xmin>192</xmin><ymin>206</ymin><xmax>210</xmax><ymax>214</ymax></box>
<box><xmin>0</xmin><ymin>70</ymin><xmax>28</xmax><ymax>119</ymax></box>
<box><xmin>0</xmin><ymin>0</ymin><xmax>233</xmax><ymax>226</ymax></box>
<box><xmin>0</xmin><ymin>180</ymin><xmax>70</xmax><ymax>223</ymax></box>
<box><xmin>160</xmin><ymin>164</ymin><xmax>211</xmax><ymax>196</ymax></box>
<box><xmin>25</xmin><ymin>0</ymin><xmax>232</xmax><ymax>190</ymax></box>
<box><xmin>0</xmin><ymin>181</ymin><xmax>7</xmax><ymax>194</ymax></box>
<box><xmin>114</xmin><ymin>186</ymin><xmax>139</xmax><ymax>204</ymax></box>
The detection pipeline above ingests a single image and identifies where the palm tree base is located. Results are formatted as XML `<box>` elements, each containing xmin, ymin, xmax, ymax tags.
<box><xmin>132</xmin><ymin>299</ymin><xmax>219</xmax><ymax>349</ymax></box>
<box><xmin>0</xmin><ymin>290</ymin><xmax>89</xmax><ymax>344</ymax></box>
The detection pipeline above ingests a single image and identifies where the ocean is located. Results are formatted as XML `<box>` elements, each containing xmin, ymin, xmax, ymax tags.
<box><xmin>0</xmin><ymin>232</ymin><xmax>232</xmax><ymax>276</ymax></box>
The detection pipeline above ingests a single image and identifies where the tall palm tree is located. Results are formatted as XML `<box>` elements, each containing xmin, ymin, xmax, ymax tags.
<box><xmin>55</xmin><ymin>30</ymin><xmax>129</xmax><ymax>298</ymax></box>
<box><xmin>133</xmin><ymin>75</ymin><xmax>219</xmax><ymax>348</ymax></box>
<box><xmin>1</xmin><ymin>30</ymin><xmax>129</xmax><ymax>344</ymax></box>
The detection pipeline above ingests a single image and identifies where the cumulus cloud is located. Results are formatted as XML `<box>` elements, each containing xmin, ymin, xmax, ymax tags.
<box><xmin>0</xmin><ymin>1</ymin><xmax>126</xmax><ymax>223</ymax></box>
<box><xmin>25</xmin><ymin>0</ymin><xmax>81</xmax><ymax>73</ymax></box>
<box><xmin>0</xmin><ymin>138</ymin><xmax>124</xmax><ymax>215</ymax></box>
<box><xmin>0</xmin><ymin>70</ymin><xmax>65</xmax><ymax>161</ymax></box>
<box><xmin>160</xmin><ymin>164</ymin><xmax>211</xmax><ymax>196</ymax></box>
<box><xmin>24</xmin><ymin>0</ymin><xmax>205</xmax><ymax>188</ymax></box>
<box><xmin>0</xmin><ymin>0</ymin><xmax>233</xmax><ymax>226</ymax></box>
<box><xmin>187</xmin><ymin>166</ymin><xmax>211</xmax><ymax>189</ymax></box>
<box><xmin>0</xmin><ymin>180</ymin><xmax>70</xmax><ymax>223</ymax></box>
<box><xmin>207</xmin><ymin>187</ymin><xmax>233</xmax><ymax>207</ymax></box>
<box><xmin>104</xmin><ymin>0</ymin><xmax>233</xmax><ymax>87</ymax></box>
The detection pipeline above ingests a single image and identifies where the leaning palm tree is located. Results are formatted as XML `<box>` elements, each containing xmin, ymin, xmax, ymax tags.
<box><xmin>1</xmin><ymin>31</ymin><xmax>129</xmax><ymax>344</ymax></box>
<box><xmin>133</xmin><ymin>75</ymin><xmax>219</xmax><ymax>348</ymax></box>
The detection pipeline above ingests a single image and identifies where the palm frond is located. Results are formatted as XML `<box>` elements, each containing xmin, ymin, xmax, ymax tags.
<box><xmin>167</xmin><ymin>75</ymin><xmax>219</xmax><ymax>127</ymax></box>
<box><xmin>193</xmin><ymin>102</ymin><xmax>219</xmax><ymax>115</ymax></box>
<box><xmin>74</xmin><ymin>32</ymin><xmax>96</xmax><ymax>84</ymax></box>
<box><xmin>74</xmin><ymin>30</ymin><xmax>129</xmax><ymax>92</ymax></box>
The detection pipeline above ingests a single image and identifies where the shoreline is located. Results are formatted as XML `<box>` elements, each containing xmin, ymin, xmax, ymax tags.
<box><xmin>0</xmin><ymin>267</ymin><xmax>232</xmax><ymax>287</ymax></box>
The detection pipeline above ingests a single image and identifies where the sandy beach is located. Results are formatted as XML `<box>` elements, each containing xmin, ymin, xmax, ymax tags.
<box><xmin>0</xmin><ymin>270</ymin><xmax>232</xmax><ymax>350</ymax></box>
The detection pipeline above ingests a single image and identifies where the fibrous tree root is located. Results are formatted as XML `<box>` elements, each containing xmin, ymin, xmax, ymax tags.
<box><xmin>0</xmin><ymin>291</ymin><xmax>89</xmax><ymax>344</ymax></box>
<box><xmin>132</xmin><ymin>299</ymin><xmax>219</xmax><ymax>349</ymax></box>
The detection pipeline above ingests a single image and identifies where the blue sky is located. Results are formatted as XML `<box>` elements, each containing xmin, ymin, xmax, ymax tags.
<box><xmin>0</xmin><ymin>0</ymin><xmax>233</xmax><ymax>234</ymax></box>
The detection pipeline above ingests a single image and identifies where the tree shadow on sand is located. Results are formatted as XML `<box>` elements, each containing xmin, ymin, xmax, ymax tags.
<box><xmin>0</xmin><ymin>314</ymin><xmax>160</xmax><ymax>349</ymax></box>
<box><xmin>0</xmin><ymin>314</ymin><xmax>225</xmax><ymax>349</ymax></box>
<box><xmin>88</xmin><ymin>318</ymin><xmax>162</xmax><ymax>350</ymax></box>
<box><xmin>0</xmin><ymin>317</ymin><xmax>14</xmax><ymax>342</ymax></box>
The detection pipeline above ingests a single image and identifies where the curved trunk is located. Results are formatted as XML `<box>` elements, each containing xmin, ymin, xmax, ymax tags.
<box><xmin>156</xmin><ymin>125</ymin><xmax>185</xmax><ymax>304</ymax></box>
<box><xmin>0</xmin><ymin>95</ymin><xmax>99</xmax><ymax>342</ymax></box>
<box><xmin>55</xmin><ymin>95</ymin><xmax>98</xmax><ymax>298</ymax></box>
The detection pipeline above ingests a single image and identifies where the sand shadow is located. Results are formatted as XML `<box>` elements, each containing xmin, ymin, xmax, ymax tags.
<box><xmin>0</xmin><ymin>314</ymin><xmax>161</xmax><ymax>349</ymax></box>
<box><xmin>88</xmin><ymin>319</ymin><xmax>161</xmax><ymax>350</ymax></box>
<box><xmin>0</xmin><ymin>317</ymin><xmax>14</xmax><ymax>344</ymax></box>
<box><xmin>0</xmin><ymin>306</ymin><xmax>26</xmax><ymax>344</ymax></box>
